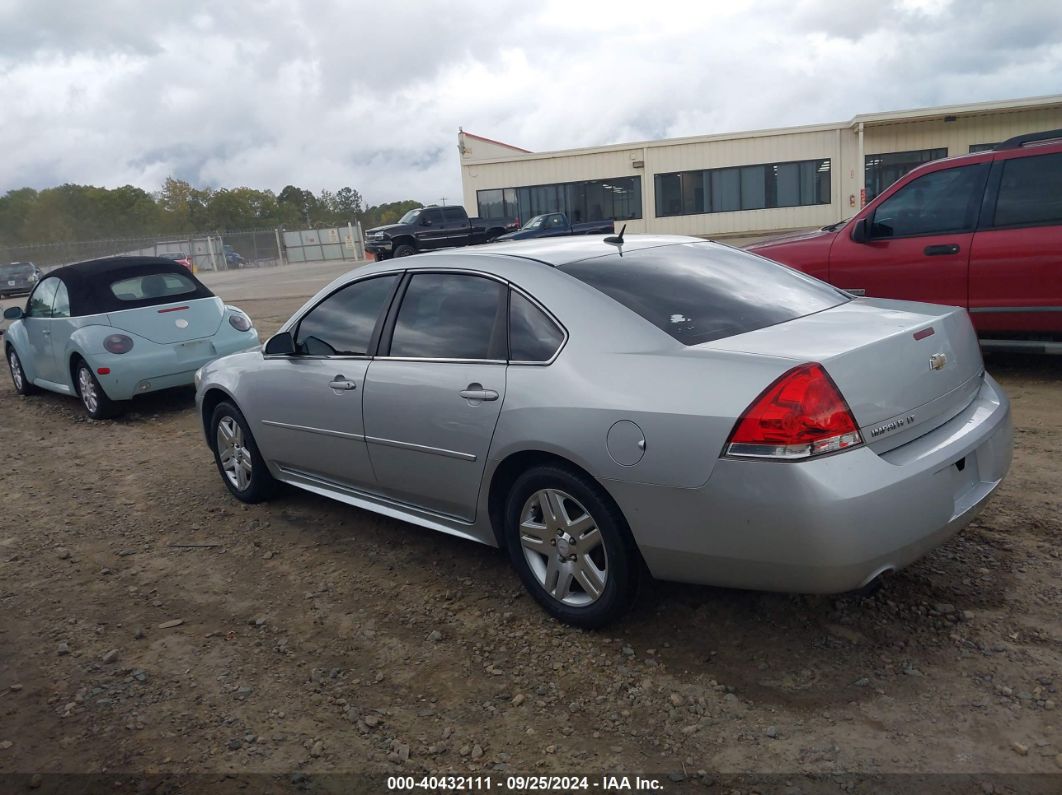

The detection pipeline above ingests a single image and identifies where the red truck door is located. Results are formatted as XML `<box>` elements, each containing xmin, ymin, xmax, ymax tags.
<box><xmin>968</xmin><ymin>148</ymin><xmax>1062</xmax><ymax>337</ymax></box>
<box><xmin>828</xmin><ymin>162</ymin><xmax>989</xmax><ymax>307</ymax></box>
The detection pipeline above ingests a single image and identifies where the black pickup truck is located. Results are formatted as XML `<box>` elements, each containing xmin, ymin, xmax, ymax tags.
<box><xmin>495</xmin><ymin>212</ymin><xmax>614</xmax><ymax>241</ymax></box>
<box><xmin>365</xmin><ymin>206</ymin><xmax>518</xmax><ymax>259</ymax></box>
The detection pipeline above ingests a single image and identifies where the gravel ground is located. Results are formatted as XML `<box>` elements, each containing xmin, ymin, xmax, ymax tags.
<box><xmin>0</xmin><ymin>277</ymin><xmax>1060</xmax><ymax>791</ymax></box>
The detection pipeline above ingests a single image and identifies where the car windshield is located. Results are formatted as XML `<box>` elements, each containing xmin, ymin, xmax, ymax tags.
<box><xmin>522</xmin><ymin>215</ymin><xmax>547</xmax><ymax>230</ymax></box>
<box><xmin>0</xmin><ymin>263</ymin><xmax>34</xmax><ymax>277</ymax></box>
<box><xmin>110</xmin><ymin>272</ymin><xmax>198</xmax><ymax>302</ymax></box>
<box><xmin>561</xmin><ymin>242</ymin><xmax>849</xmax><ymax>346</ymax></box>
<box><xmin>398</xmin><ymin>209</ymin><xmax>421</xmax><ymax>225</ymax></box>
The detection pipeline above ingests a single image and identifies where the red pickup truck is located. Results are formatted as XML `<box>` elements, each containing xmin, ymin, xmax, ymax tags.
<box><xmin>747</xmin><ymin>129</ymin><xmax>1062</xmax><ymax>354</ymax></box>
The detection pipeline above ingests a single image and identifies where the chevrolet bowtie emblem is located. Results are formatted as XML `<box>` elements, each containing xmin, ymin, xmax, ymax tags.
<box><xmin>929</xmin><ymin>352</ymin><xmax>947</xmax><ymax>370</ymax></box>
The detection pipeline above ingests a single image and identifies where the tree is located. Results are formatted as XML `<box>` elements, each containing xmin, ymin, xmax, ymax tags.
<box><xmin>361</xmin><ymin>199</ymin><xmax>422</xmax><ymax>228</ymax></box>
<box><xmin>335</xmin><ymin>187</ymin><xmax>364</xmax><ymax>219</ymax></box>
<box><xmin>277</xmin><ymin>185</ymin><xmax>318</xmax><ymax>227</ymax></box>
<box><xmin>0</xmin><ymin>178</ymin><xmax>423</xmax><ymax>247</ymax></box>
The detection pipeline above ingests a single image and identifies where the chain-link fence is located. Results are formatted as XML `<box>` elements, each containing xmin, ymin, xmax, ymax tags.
<box><xmin>0</xmin><ymin>224</ymin><xmax>364</xmax><ymax>274</ymax></box>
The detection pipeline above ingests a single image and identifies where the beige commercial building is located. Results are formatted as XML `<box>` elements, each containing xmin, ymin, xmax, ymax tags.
<box><xmin>459</xmin><ymin>95</ymin><xmax>1062</xmax><ymax>242</ymax></box>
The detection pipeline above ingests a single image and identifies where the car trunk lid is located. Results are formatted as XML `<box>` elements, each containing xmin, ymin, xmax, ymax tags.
<box><xmin>697</xmin><ymin>298</ymin><xmax>984</xmax><ymax>449</ymax></box>
<box><xmin>106</xmin><ymin>296</ymin><xmax>224</xmax><ymax>344</ymax></box>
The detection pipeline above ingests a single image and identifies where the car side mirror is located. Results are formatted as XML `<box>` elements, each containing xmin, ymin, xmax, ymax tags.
<box><xmin>264</xmin><ymin>331</ymin><xmax>295</xmax><ymax>355</ymax></box>
<box><xmin>3</xmin><ymin>306</ymin><xmax>23</xmax><ymax>320</ymax></box>
<box><xmin>850</xmin><ymin>217</ymin><xmax>871</xmax><ymax>244</ymax></box>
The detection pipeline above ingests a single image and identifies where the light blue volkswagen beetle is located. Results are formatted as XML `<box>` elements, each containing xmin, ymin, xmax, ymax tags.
<box><xmin>4</xmin><ymin>256</ymin><xmax>259</xmax><ymax>418</ymax></box>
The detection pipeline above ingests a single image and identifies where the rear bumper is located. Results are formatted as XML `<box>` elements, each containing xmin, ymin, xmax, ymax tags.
<box><xmin>94</xmin><ymin>333</ymin><xmax>260</xmax><ymax>401</ymax></box>
<box><xmin>607</xmin><ymin>373</ymin><xmax>1012</xmax><ymax>593</ymax></box>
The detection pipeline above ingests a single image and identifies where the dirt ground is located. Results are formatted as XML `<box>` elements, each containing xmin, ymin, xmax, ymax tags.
<box><xmin>1</xmin><ymin>268</ymin><xmax>1061</xmax><ymax>791</ymax></box>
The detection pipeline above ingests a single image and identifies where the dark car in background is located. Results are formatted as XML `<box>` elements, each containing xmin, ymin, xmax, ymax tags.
<box><xmin>365</xmin><ymin>205</ymin><xmax>518</xmax><ymax>259</ymax></box>
<box><xmin>0</xmin><ymin>262</ymin><xmax>42</xmax><ymax>298</ymax></box>
<box><xmin>496</xmin><ymin>212</ymin><xmax>614</xmax><ymax>241</ymax></box>
<box><xmin>224</xmin><ymin>245</ymin><xmax>246</xmax><ymax>268</ymax></box>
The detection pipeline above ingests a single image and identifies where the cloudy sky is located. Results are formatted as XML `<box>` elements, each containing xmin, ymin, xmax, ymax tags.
<box><xmin>1</xmin><ymin>0</ymin><xmax>1059</xmax><ymax>206</ymax></box>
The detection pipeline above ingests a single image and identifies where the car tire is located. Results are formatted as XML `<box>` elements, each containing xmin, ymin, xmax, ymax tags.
<box><xmin>504</xmin><ymin>464</ymin><xmax>638</xmax><ymax>628</ymax></box>
<box><xmin>393</xmin><ymin>244</ymin><xmax>417</xmax><ymax>258</ymax></box>
<box><xmin>210</xmin><ymin>400</ymin><xmax>277</xmax><ymax>503</ymax></box>
<box><xmin>74</xmin><ymin>359</ymin><xmax>122</xmax><ymax>419</ymax></box>
<box><xmin>7</xmin><ymin>347</ymin><xmax>38</xmax><ymax>396</ymax></box>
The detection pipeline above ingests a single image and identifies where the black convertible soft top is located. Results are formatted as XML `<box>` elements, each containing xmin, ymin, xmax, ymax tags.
<box><xmin>45</xmin><ymin>257</ymin><xmax>215</xmax><ymax>317</ymax></box>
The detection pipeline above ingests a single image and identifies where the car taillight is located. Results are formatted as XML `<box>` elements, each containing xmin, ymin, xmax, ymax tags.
<box><xmin>103</xmin><ymin>334</ymin><xmax>134</xmax><ymax>354</ymax></box>
<box><xmin>725</xmin><ymin>363</ymin><xmax>862</xmax><ymax>460</ymax></box>
<box><xmin>228</xmin><ymin>312</ymin><xmax>252</xmax><ymax>332</ymax></box>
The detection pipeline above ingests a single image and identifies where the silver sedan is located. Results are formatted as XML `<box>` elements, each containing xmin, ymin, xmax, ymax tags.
<box><xmin>195</xmin><ymin>236</ymin><xmax>1012</xmax><ymax>627</ymax></box>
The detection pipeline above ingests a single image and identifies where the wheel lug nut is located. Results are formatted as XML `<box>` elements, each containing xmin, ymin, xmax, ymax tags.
<box><xmin>550</xmin><ymin>539</ymin><xmax>556</xmax><ymax>546</ymax></box>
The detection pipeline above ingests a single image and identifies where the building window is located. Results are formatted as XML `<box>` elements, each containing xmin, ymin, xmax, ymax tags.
<box><xmin>864</xmin><ymin>148</ymin><xmax>947</xmax><ymax>201</ymax></box>
<box><xmin>654</xmin><ymin>159</ymin><xmax>830</xmax><ymax>217</ymax></box>
<box><xmin>478</xmin><ymin>177</ymin><xmax>642</xmax><ymax>223</ymax></box>
<box><xmin>968</xmin><ymin>143</ymin><xmax>997</xmax><ymax>153</ymax></box>
<box><xmin>475</xmin><ymin>188</ymin><xmax>519</xmax><ymax>220</ymax></box>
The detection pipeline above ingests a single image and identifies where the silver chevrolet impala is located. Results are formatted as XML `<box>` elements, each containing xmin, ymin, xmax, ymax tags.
<box><xmin>195</xmin><ymin>236</ymin><xmax>1012</xmax><ymax>627</ymax></box>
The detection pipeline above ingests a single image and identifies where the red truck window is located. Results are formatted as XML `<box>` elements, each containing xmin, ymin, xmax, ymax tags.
<box><xmin>870</xmin><ymin>164</ymin><xmax>987</xmax><ymax>238</ymax></box>
<box><xmin>991</xmin><ymin>153</ymin><xmax>1062</xmax><ymax>228</ymax></box>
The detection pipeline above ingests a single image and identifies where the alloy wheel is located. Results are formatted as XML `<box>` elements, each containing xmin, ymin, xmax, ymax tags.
<box><xmin>8</xmin><ymin>351</ymin><xmax>24</xmax><ymax>391</ymax></box>
<box><xmin>519</xmin><ymin>488</ymin><xmax>608</xmax><ymax>607</ymax></box>
<box><xmin>78</xmin><ymin>367</ymin><xmax>98</xmax><ymax>414</ymax></box>
<box><xmin>216</xmin><ymin>416</ymin><xmax>252</xmax><ymax>491</ymax></box>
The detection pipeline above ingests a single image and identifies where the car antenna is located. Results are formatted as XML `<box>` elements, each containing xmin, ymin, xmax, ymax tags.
<box><xmin>604</xmin><ymin>224</ymin><xmax>626</xmax><ymax>252</ymax></box>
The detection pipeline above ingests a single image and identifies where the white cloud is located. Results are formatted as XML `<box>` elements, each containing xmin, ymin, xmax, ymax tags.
<box><xmin>0</xmin><ymin>0</ymin><xmax>1058</xmax><ymax>206</ymax></box>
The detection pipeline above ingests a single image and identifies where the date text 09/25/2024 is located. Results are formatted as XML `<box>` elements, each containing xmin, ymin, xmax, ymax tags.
<box><xmin>387</xmin><ymin>775</ymin><xmax>666</xmax><ymax>791</ymax></box>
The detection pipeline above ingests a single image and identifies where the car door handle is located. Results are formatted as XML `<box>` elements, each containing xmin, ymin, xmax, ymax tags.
<box><xmin>924</xmin><ymin>244</ymin><xmax>959</xmax><ymax>256</ymax></box>
<box><xmin>459</xmin><ymin>383</ymin><xmax>499</xmax><ymax>401</ymax></box>
<box><xmin>328</xmin><ymin>377</ymin><xmax>358</xmax><ymax>391</ymax></box>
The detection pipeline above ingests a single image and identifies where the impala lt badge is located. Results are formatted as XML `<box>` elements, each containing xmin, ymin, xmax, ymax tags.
<box><xmin>929</xmin><ymin>352</ymin><xmax>947</xmax><ymax>370</ymax></box>
<box><xmin>870</xmin><ymin>415</ymin><xmax>916</xmax><ymax>438</ymax></box>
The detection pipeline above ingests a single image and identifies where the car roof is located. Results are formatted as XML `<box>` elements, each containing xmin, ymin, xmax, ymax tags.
<box><xmin>47</xmin><ymin>256</ymin><xmax>191</xmax><ymax>280</ymax></box>
<box><xmin>39</xmin><ymin>256</ymin><xmax>213</xmax><ymax>317</ymax></box>
<box><xmin>452</xmin><ymin>234</ymin><xmax>705</xmax><ymax>267</ymax></box>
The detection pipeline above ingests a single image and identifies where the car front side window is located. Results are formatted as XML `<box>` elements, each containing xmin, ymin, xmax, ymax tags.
<box><xmin>870</xmin><ymin>164</ymin><xmax>987</xmax><ymax>239</ymax></box>
<box><xmin>51</xmin><ymin>282</ymin><xmax>71</xmax><ymax>318</ymax></box>
<box><xmin>27</xmin><ymin>278</ymin><xmax>59</xmax><ymax>317</ymax></box>
<box><xmin>294</xmin><ymin>274</ymin><xmax>399</xmax><ymax>356</ymax></box>
<box><xmin>388</xmin><ymin>273</ymin><xmax>507</xmax><ymax>360</ymax></box>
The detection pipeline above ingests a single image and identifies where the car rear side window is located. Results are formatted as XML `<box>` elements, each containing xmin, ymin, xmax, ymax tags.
<box><xmin>110</xmin><ymin>272</ymin><xmax>197</xmax><ymax>302</ymax></box>
<box><xmin>509</xmin><ymin>290</ymin><xmax>564</xmax><ymax>362</ymax></box>
<box><xmin>561</xmin><ymin>242</ymin><xmax>848</xmax><ymax>346</ymax></box>
<box><xmin>295</xmin><ymin>274</ymin><xmax>398</xmax><ymax>356</ymax></box>
<box><xmin>389</xmin><ymin>273</ymin><xmax>506</xmax><ymax>360</ymax></box>
<box><xmin>992</xmin><ymin>152</ymin><xmax>1062</xmax><ymax>228</ymax></box>
<box><xmin>442</xmin><ymin>207</ymin><xmax>466</xmax><ymax>222</ymax></box>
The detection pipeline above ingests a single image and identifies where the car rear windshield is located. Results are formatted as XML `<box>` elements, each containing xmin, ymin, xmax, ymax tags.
<box><xmin>560</xmin><ymin>242</ymin><xmax>849</xmax><ymax>346</ymax></box>
<box><xmin>0</xmin><ymin>263</ymin><xmax>33</xmax><ymax>277</ymax></box>
<box><xmin>110</xmin><ymin>272</ymin><xmax>198</xmax><ymax>302</ymax></box>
